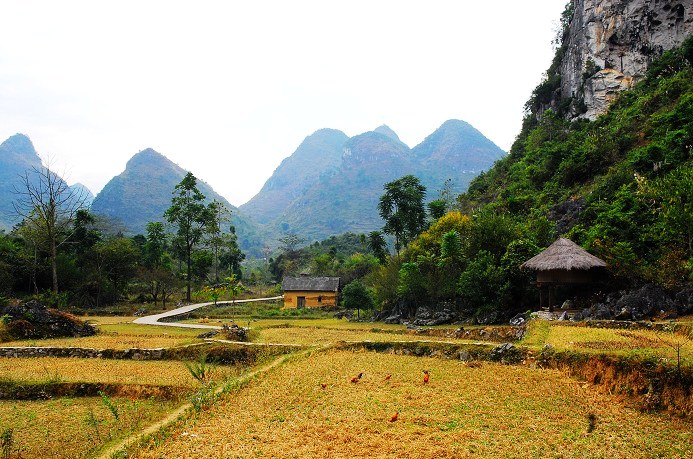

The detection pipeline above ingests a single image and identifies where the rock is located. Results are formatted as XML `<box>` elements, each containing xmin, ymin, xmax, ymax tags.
<box><xmin>558</xmin><ymin>311</ymin><xmax>569</xmax><ymax>321</ymax></box>
<box><xmin>458</xmin><ymin>350</ymin><xmax>471</xmax><ymax>361</ymax></box>
<box><xmin>1</xmin><ymin>300</ymin><xmax>95</xmax><ymax>339</ymax></box>
<box><xmin>614</xmin><ymin>306</ymin><xmax>632</xmax><ymax>320</ymax></box>
<box><xmin>413</xmin><ymin>307</ymin><xmax>458</xmax><ymax>326</ymax></box>
<box><xmin>334</xmin><ymin>310</ymin><xmax>353</xmax><ymax>320</ymax></box>
<box><xmin>551</xmin><ymin>0</ymin><xmax>693</xmax><ymax>119</ymax></box>
<box><xmin>197</xmin><ymin>330</ymin><xmax>219</xmax><ymax>339</ymax></box>
<box><xmin>616</xmin><ymin>284</ymin><xmax>674</xmax><ymax>320</ymax></box>
<box><xmin>675</xmin><ymin>287</ymin><xmax>693</xmax><ymax>315</ymax></box>
<box><xmin>475</xmin><ymin>310</ymin><xmax>498</xmax><ymax>325</ymax></box>
<box><xmin>384</xmin><ymin>314</ymin><xmax>401</xmax><ymax>324</ymax></box>
<box><xmin>593</xmin><ymin>303</ymin><xmax>613</xmax><ymax>320</ymax></box>
<box><xmin>509</xmin><ymin>312</ymin><xmax>528</xmax><ymax>326</ymax></box>
<box><xmin>133</xmin><ymin>307</ymin><xmax>147</xmax><ymax>316</ymax></box>
<box><xmin>490</xmin><ymin>343</ymin><xmax>522</xmax><ymax>364</ymax></box>
<box><xmin>222</xmin><ymin>323</ymin><xmax>249</xmax><ymax>342</ymax></box>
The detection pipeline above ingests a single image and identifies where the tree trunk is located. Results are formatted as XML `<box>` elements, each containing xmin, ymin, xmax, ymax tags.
<box><xmin>186</xmin><ymin>245</ymin><xmax>192</xmax><ymax>302</ymax></box>
<box><xmin>51</xmin><ymin>237</ymin><xmax>58</xmax><ymax>293</ymax></box>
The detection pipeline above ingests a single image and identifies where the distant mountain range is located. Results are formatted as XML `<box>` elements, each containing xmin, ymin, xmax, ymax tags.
<box><xmin>90</xmin><ymin>148</ymin><xmax>265</xmax><ymax>256</ymax></box>
<box><xmin>1</xmin><ymin>119</ymin><xmax>504</xmax><ymax>253</ymax></box>
<box><xmin>0</xmin><ymin>134</ymin><xmax>93</xmax><ymax>231</ymax></box>
<box><xmin>240</xmin><ymin>120</ymin><xmax>505</xmax><ymax>242</ymax></box>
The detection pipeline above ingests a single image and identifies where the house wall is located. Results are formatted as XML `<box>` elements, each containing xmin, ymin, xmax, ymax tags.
<box><xmin>283</xmin><ymin>291</ymin><xmax>337</xmax><ymax>309</ymax></box>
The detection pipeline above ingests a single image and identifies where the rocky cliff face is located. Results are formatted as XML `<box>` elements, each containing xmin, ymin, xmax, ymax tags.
<box><xmin>560</xmin><ymin>0</ymin><xmax>691</xmax><ymax>119</ymax></box>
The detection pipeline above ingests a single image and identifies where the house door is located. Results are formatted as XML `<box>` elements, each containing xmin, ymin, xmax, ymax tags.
<box><xmin>297</xmin><ymin>296</ymin><xmax>306</xmax><ymax>309</ymax></box>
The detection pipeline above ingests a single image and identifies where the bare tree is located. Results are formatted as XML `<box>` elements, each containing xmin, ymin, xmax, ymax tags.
<box><xmin>13</xmin><ymin>164</ymin><xmax>87</xmax><ymax>293</ymax></box>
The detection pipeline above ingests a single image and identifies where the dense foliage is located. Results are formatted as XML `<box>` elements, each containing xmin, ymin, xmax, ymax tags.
<box><xmin>363</xmin><ymin>37</ymin><xmax>692</xmax><ymax>322</ymax></box>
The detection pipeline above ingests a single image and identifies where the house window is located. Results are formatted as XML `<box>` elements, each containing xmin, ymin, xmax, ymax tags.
<box><xmin>317</xmin><ymin>296</ymin><xmax>322</xmax><ymax>304</ymax></box>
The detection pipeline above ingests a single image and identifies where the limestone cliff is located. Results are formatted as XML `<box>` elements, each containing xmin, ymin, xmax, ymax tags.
<box><xmin>552</xmin><ymin>0</ymin><xmax>691</xmax><ymax>119</ymax></box>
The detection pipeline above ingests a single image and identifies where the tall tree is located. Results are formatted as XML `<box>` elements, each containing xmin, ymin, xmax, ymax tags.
<box><xmin>368</xmin><ymin>231</ymin><xmax>388</xmax><ymax>264</ymax></box>
<box><xmin>378</xmin><ymin>175</ymin><xmax>426</xmax><ymax>255</ymax></box>
<box><xmin>13</xmin><ymin>165</ymin><xmax>87</xmax><ymax>293</ymax></box>
<box><xmin>164</xmin><ymin>173</ymin><xmax>215</xmax><ymax>302</ymax></box>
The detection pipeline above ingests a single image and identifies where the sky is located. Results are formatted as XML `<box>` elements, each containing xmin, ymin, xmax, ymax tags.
<box><xmin>0</xmin><ymin>1</ymin><xmax>566</xmax><ymax>207</ymax></box>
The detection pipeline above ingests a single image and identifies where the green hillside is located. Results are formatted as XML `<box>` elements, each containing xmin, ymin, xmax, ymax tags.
<box><xmin>460</xmin><ymin>37</ymin><xmax>692</xmax><ymax>288</ymax></box>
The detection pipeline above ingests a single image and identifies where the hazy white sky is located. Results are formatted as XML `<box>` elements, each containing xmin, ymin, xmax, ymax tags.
<box><xmin>0</xmin><ymin>1</ymin><xmax>566</xmax><ymax>207</ymax></box>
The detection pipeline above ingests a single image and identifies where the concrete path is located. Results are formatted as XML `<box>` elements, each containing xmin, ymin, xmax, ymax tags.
<box><xmin>132</xmin><ymin>296</ymin><xmax>283</xmax><ymax>329</ymax></box>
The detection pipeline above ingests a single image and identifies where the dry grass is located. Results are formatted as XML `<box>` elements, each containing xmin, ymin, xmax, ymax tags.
<box><xmin>0</xmin><ymin>357</ymin><xmax>239</xmax><ymax>388</ymax></box>
<box><xmin>0</xmin><ymin>396</ymin><xmax>179</xmax><ymax>459</ymax></box>
<box><xmin>254</xmin><ymin>326</ymin><xmax>474</xmax><ymax>346</ymax></box>
<box><xmin>523</xmin><ymin>322</ymin><xmax>693</xmax><ymax>365</ymax></box>
<box><xmin>1</xmin><ymin>321</ymin><xmax>205</xmax><ymax>349</ymax></box>
<box><xmin>134</xmin><ymin>350</ymin><xmax>693</xmax><ymax>458</ymax></box>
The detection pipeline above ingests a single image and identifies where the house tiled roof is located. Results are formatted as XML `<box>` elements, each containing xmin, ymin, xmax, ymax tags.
<box><xmin>282</xmin><ymin>276</ymin><xmax>340</xmax><ymax>292</ymax></box>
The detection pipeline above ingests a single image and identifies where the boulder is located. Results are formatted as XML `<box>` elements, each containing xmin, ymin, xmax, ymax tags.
<box><xmin>617</xmin><ymin>284</ymin><xmax>674</xmax><ymax>320</ymax></box>
<box><xmin>675</xmin><ymin>287</ymin><xmax>693</xmax><ymax>315</ymax></box>
<box><xmin>475</xmin><ymin>310</ymin><xmax>498</xmax><ymax>325</ymax></box>
<box><xmin>490</xmin><ymin>343</ymin><xmax>522</xmax><ymax>364</ymax></box>
<box><xmin>197</xmin><ymin>330</ymin><xmax>219</xmax><ymax>339</ymax></box>
<box><xmin>509</xmin><ymin>312</ymin><xmax>529</xmax><ymax>326</ymax></box>
<box><xmin>384</xmin><ymin>314</ymin><xmax>402</xmax><ymax>324</ymax></box>
<box><xmin>1</xmin><ymin>300</ymin><xmax>95</xmax><ymax>339</ymax></box>
<box><xmin>222</xmin><ymin>323</ymin><xmax>249</xmax><ymax>342</ymax></box>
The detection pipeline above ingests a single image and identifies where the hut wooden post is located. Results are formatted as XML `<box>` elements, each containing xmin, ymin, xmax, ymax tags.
<box><xmin>521</xmin><ymin>238</ymin><xmax>607</xmax><ymax>312</ymax></box>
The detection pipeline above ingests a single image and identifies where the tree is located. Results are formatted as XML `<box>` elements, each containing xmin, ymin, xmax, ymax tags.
<box><xmin>427</xmin><ymin>199</ymin><xmax>447</xmax><ymax>221</ymax></box>
<box><xmin>207</xmin><ymin>201</ymin><xmax>230</xmax><ymax>282</ymax></box>
<box><xmin>164</xmin><ymin>173</ymin><xmax>216</xmax><ymax>302</ymax></box>
<box><xmin>218</xmin><ymin>225</ymin><xmax>245</xmax><ymax>278</ymax></box>
<box><xmin>13</xmin><ymin>165</ymin><xmax>88</xmax><ymax>293</ymax></box>
<box><xmin>368</xmin><ymin>231</ymin><xmax>388</xmax><ymax>264</ymax></box>
<box><xmin>378</xmin><ymin>175</ymin><xmax>427</xmax><ymax>255</ymax></box>
<box><xmin>341</xmin><ymin>279</ymin><xmax>373</xmax><ymax>319</ymax></box>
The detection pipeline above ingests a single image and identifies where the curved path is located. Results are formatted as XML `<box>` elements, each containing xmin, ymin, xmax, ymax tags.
<box><xmin>133</xmin><ymin>296</ymin><xmax>283</xmax><ymax>329</ymax></box>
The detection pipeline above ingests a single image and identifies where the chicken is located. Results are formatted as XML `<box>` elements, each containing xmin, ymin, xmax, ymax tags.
<box><xmin>389</xmin><ymin>411</ymin><xmax>399</xmax><ymax>422</ymax></box>
<box><xmin>321</xmin><ymin>383</ymin><xmax>327</xmax><ymax>389</ymax></box>
<box><xmin>384</xmin><ymin>374</ymin><xmax>392</xmax><ymax>381</ymax></box>
<box><xmin>351</xmin><ymin>372</ymin><xmax>364</xmax><ymax>383</ymax></box>
<box><xmin>423</xmin><ymin>370</ymin><xmax>430</xmax><ymax>384</ymax></box>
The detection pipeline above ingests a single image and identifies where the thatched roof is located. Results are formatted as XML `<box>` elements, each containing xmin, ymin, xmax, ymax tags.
<box><xmin>282</xmin><ymin>276</ymin><xmax>340</xmax><ymax>292</ymax></box>
<box><xmin>520</xmin><ymin>238</ymin><xmax>607</xmax><ymax>271</ymax></box>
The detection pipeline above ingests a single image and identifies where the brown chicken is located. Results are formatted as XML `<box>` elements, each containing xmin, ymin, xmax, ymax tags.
<box><xmin>351</xmin><ymin>372</ymin><xmax>364</xmax><ymax>383</ymax></box>
<box><xmin>384</xmin><ymin>374</ymin><xmax>392</xmax><ymax>381</ymax></box>
<box><xmin>321</xmin><ymin>383</ymin><xmax>327</xmax><ymax>389</ymax></box>
<box><xmin>389</xmin><ymin>411</ymin><xmax>399</xmax><ymax>422</ymax></box>
<box><xmin>423</xmin><ymin>370</ymin><xmax>430</xmax><ymax>384</ymax></box>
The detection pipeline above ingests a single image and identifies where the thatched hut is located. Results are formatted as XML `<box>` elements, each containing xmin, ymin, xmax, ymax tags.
<box><xmin>521</xmin><ymin>238</ymin><xmax>607</xmax><ymax>310</ymax></box>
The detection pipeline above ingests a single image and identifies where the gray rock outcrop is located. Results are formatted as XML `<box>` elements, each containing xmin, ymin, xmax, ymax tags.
<box><xmin>559</xmin><ymin>0</ymin><xmax>692</xmax><ymax>119</ymax></box>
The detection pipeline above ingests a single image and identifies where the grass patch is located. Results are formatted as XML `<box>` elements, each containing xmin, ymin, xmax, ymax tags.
<box><xmin>133</xmin><ymin>350</ymin><xmax>693</xmax><ymax>458</ymax></box>
<box><xmin>0</xmin><ymin>357</ymin><xmax>241</xmax><ymax>388</ymax></box>
<box><xmin>0</xmin><ymin>396</ymin><xmax>178</xmax><ymax>458</ymax></box>
<box><xmin>536</xmin><ymin>324</ymin><xmax>693</xmax><ymax>366</ymax></box>
<box><xmin>1</xmin><ymin>321</ymin><xmax>205</xmax><ymax>349</ymax></box>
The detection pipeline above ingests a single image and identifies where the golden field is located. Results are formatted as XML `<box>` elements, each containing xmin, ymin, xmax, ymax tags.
<box><xmin>0</xmin><ymin>396</ymin><xmax>179</xmax><ymax>459</ymax></box>
<box><xmin>134</xmin><ymin>350</ymin><xmax>692</xmax><ymax>459</ymax></box>
<box><xmin>0</xmin><ymin>357</ymin><xmax>238</xmax><ymax>388</ymax></box>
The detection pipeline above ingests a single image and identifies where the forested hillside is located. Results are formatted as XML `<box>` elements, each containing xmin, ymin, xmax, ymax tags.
<box><xmin>365</xmin><ymin>36</ymin><xmax>692</xmax><ymax>324</ymax></box>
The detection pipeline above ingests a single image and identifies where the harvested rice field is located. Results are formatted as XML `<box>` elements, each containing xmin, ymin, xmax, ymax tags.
<box><xmin>0</xmin><ymin>396</ymin><xmax>179</xmax><ymax>459</ymax></box>
<box><xmin>1</xmin><ymin>321</ymin><xmax>205</xmax><ymax>350</ymax></box>
<box><xmin>523</xmin><ymin>321</ymin><xmax>693</xmax><ymax>365</ymax></box>
<box><xmin>133</xmin><ymin>350</ymin><xmax>693</xmax><ymax>459</ymax></box>
<box><xmin>0</xmin><ymin>357</ymin><xmax>238</xmax><ymax>388</ymax></box>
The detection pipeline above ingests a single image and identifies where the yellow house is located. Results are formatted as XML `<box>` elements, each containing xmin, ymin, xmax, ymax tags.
<box><xmin>282</xmin><ymin>276</ymin><xmax>340</xmax><ymax>309</ymax></box>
